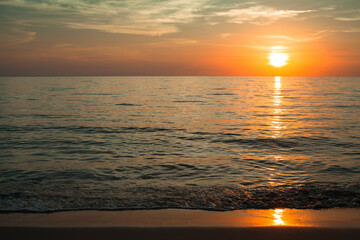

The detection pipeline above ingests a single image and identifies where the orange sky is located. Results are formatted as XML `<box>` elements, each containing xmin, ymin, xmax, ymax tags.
<box><xmin>0</xmin><ymin>0</ymin><xmax>359</xmax><ymax>76</ymax></box>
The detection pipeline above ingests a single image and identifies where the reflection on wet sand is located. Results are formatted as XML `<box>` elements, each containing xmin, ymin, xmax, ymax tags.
<box><xmin>2</xmin><ymin>209</ymin><xmax>360</xmax><ymax>228</ymax></box>
<box><xmin>273</xmin><ymin>209</ymin><xmax>285</xmax><ymax>225</ymax></box>
<box><xmin>239</xmin><ymin>209</ymin><xmax>309</xmax><ymax>227</ymax></box>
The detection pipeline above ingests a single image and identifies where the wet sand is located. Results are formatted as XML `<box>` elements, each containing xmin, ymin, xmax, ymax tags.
<box><xmin>1</xmin><ymin>209</ymin><xmax>360</xmax><ymax>240</ymax></box>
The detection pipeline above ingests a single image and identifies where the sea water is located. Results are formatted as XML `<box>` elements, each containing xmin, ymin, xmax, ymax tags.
<box><xmin>0</xmin><ymin>76</ymin><xmax>359</xmax><ymax>212</ymax></box>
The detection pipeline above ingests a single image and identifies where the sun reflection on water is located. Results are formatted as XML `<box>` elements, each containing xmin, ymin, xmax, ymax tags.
<box><xmin>268</xmin><ymin>76</ymin><xmax>286</xmax><ymax>185</ymax></box>
<box><xmin>274</xmin><ymin>76</ymin><xmax>281</xmax><ymax>91</ymax></box>
<box><xmin>271</xmin><ymin>76</ymin><xmax>285</xmax><ymax>138</ymax></box>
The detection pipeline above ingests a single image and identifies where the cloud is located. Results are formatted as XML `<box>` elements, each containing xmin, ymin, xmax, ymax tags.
<box><xmin>0</xmin><ymin>1</ymin><xmax>318</xmax><ymax>36</ymax></box>
<box><xmin>335</xmin><ymin>17</ymin><xmax>360</xmax><ymax>21</ymax></box>
<box><xmin>216</xmin><ymin>5</ymin><xmax>315</xmax><ymax>25</ymax></box>
<box><xmin>340</xmin><ymin>28</ymin><xmax>360</xmax><ymax>33</ymax></box>
<box><xmin>54</xmin><ymin>43</ymin><xmax>73</xmax><ymax>48</ymax></box>
<box><xmin>320</xmin><ymin>6</ymin><xmax>337</xmax><ymax>11</ymax></box>
<box><xmin>0</xmin><ymin>0</ymin><xmax>204</xmax><ymax>36</ymax></box>
<box><xmin>0</xmin><ymin>28</ymin><xmax>36</xmax><ymax>47</ymax></box>
<box><xmin>0</xmin><ymin>0</ymin><xmax>354</xmax><ymax>38</ymax></box>
<box><xmin>264</xmin><ymin>30</ymin><xmax>326</xmax><ymax>42</ymax></box>
<box><xmin>66</xmin><ymin>22</ymin><xmax>177</xmax><ymax>36</ymax></box>
<box><xmin>142</xmin><ymin>38</ymin><xmax>199</xmax><ymax>48</ymax></box>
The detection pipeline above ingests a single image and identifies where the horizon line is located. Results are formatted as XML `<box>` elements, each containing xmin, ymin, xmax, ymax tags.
<box><xmin>0</xmin><ymin>75</ymin><xmax>359</xmax><ymax>78</ymax></box>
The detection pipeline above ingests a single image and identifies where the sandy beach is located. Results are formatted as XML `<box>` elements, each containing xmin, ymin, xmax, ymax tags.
<box><xmin>1</xmin><ymin>209</ymin><xmax>360</xmax><ymax>240</ymax></box>
<box><xmin>2</xmin><ymin>226</ymin><xmax>360</xmax><ymax>240</ymax></box>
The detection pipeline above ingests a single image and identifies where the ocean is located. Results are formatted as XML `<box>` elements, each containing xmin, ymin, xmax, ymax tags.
<box><xmin>0</xmin><ymin>76</ymin><xmax>359</xmax><ymax>212</ymax></box>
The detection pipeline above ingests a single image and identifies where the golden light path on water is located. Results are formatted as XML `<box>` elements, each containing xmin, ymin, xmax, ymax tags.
<box><xmin>272</xmin><ymin>76</ymin><xmax>284</xmax><ymax>139</ymax></box>
<box><xmin>268</xmin><ymin>76</ymin><xmax>285</xmax><ymax>185</ymax></box>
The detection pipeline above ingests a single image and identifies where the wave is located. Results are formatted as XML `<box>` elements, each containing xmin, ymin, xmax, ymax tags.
<box><xmin>1</xmin><ymin>183</ymin><xmax>359</xmax><ymax>213</ymax></box>
<box><xmin>116</xmin><ymin>103</ymin><xmax>142</xmax><ymax>106</ymax></box>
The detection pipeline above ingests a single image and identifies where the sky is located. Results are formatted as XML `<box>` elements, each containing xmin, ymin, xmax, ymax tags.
<box><xmin>0</xmin><ymin>0</ymin><xmax>359</xmax><ymax>76</ymax></box>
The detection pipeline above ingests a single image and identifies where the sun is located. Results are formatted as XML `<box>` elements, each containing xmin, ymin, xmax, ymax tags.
<box><xmin>268</xmin><ymin>46</ymin><xmax>289</xmax><ymax>67</ymax></box>
<box><xmin>269</xmin><ymin>53</ymin><xmax>288</xmax><ymax>67</ymax></box>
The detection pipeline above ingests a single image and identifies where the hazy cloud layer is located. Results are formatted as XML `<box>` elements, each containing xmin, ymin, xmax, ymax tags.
<box><xmin>0</xmin><ymin>0</ymin><xmax>204</xmax><ymax>35</ymax></box>
<box><xmin>216</xmin><ymin>6</ymin><xmax>315</xmax><ymax>25</ymax></box>
<box><xmin>0</xmin><ymin>0</ymin><xmax>323</xmax><ymax>36</ymax></box>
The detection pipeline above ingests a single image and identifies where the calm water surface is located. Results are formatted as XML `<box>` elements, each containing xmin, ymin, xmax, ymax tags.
<box><xmin>0</xmin><ymin>76</ymin><xmax>359</xmax><ymax>212</ymax></box>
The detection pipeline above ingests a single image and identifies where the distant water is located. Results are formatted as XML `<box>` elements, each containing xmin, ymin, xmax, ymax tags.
<box><xmin>0</xmin><ymin>76</ymin><xmax>359</xmax><ymax>212</ymax></box>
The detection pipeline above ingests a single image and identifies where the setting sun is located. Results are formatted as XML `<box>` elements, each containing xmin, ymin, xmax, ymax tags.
<box><xmin>268</xmin><ymin>46</ymin><xmax>289</xmax><ymax>67</ymax></box>
<box><xmin>269</xmin><ymin>53</ymin><xmax>289</xmax><ymax>67</ymax></box>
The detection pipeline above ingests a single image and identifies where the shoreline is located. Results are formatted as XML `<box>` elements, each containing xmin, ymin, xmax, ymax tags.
<box><xmin>1</xmin><ymin>209</ymin><xmax>360</xmax><ymax>240</ymax></box>
<box><xmin>1</xmin><ymin>208</ymin><xmax>360</xmax><ymax>228</ymax></box>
